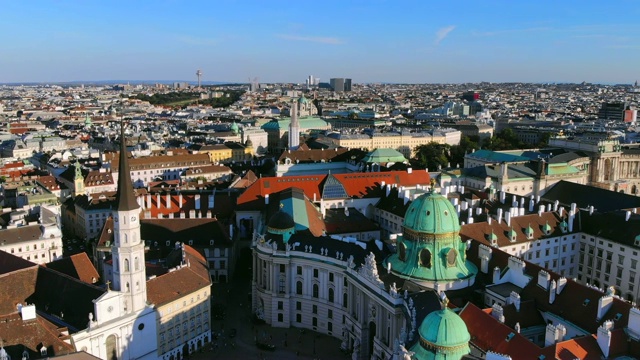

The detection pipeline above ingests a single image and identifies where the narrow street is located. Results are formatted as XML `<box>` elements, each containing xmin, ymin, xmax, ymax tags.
<box><xmin>190</xmin><ymin>247</ymin><xmax>348</xmax><ymax>360</ymax></box>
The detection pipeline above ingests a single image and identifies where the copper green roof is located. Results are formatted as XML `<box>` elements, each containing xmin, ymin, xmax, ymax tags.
<box><xmin>261</xmin><ymin>117</ymin><xmax>329</xmax><ymax>131</ymax></box>
<box><xmin>403</xmin><ymin>191</ymin><xmax>460</xmax><ymax>235</ymax></box>
<box><xmin>361</xmin><ymin>148</ymin><xmax>407</xmax><ymax>164</ymax></box>
<box><xmin>387</xmin><ymin>189</ymin><xmax>477</xmax><ymax>286</ymax></box>
<box><xmin>411</xmin><ymin>306</ymin><xmax>470</xmax><ymax>359</ymax></box>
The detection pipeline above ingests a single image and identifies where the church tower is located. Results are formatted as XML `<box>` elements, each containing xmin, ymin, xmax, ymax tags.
<box><xmin>288</xmin><ymin>101</ymin><xmax>300</xmax><ymax>149</ymax></box>
<box><xmin>111</xmin><ymin>121</ymin><xmax>147</xmax><ymax>313</ymax></box>
<box><xmin>73</xmin><ymin>160</ymin><xmax>85</xmax><ymax>197</ymax></box>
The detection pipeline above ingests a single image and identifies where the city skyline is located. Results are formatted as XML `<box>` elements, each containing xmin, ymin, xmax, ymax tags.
<box><xmin>2</xmin><ymin>0</ymin><xmax>640</xmax><ymax>84</ymax></box>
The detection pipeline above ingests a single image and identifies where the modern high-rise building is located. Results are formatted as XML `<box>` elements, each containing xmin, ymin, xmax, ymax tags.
<box><xmin>598</xmin><ymin>102</ymin><xmax>627</xmax><ymax>122</ymax></box>
<box><xmin>329</xmin><ymin>78</ymin><xmax>352</xmax><ymax>92</ymax></box>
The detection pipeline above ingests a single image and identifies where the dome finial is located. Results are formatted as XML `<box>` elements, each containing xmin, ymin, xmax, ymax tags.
<box><xmin>440</xmin><ymin>292</ymin><xmax>449</xmax><ymax>309</ymax></box>
<box><xmin>279</xmin><ymin>202</ymin><xmax>284</xmax><ymax>209</ymax></box>
<box><xmin>430</xmin><ymin>178</ymin><xmax>437</xmax><ymax>192</ymax></box>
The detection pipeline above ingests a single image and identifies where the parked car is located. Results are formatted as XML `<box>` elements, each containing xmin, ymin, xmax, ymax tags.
<box><xmin>256</xmin><ymin>341</ymin><xmax>275</xmax><ymax>351</ymax></box>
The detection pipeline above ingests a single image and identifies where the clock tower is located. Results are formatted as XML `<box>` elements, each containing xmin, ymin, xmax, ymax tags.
<box><xmin>111</xmin><ymin>121</ymin><xmax>147</xmax><ymax>313</ymax></box>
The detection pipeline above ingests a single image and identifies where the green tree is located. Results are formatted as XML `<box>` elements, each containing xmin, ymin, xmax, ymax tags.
<box><xmin>485</xmin><ymin>129</ymin><xmax>525</xmax><ymax>151</ymax></box>
<box><xmin>414</xmin><ymin>142</ymin><xmax>450</xmax><ymax>171</ymax></box>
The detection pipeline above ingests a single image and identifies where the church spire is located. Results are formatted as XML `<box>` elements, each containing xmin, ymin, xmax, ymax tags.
<box><xmin>116</xmin><ymin>120</ymin><xmax>139</xmax><ymax>211</ymax></box>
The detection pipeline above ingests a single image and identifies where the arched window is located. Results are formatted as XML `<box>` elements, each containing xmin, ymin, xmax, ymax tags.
<box><xmin>124</xmin><ymin>234</ymin><xmax>128</xmax><ymax>244</ymax></box>
<box><xmin>134</xmin><ymin>257</ymin><xmax>139</xmax><ymax>271</ymax></box>
<box><xmin>124</xmin><ymin>259</ymin><xmax>130</xmax><ymax>272</ymax></box>
<box><xmin>296</xmin><ymin>281</ymin><xmax>303</xmax><ymax>295</ymax></box>
<box><xmin>328</xmin><ymin>288</ymin><xmax>335</xmax><ymax>302</ymax></box>
<box><xmin>398</xmin><ymin>242</ymin><xmax>406</xmax><ymax>262</ymax></box>
<box><xmin>106</xmin><ymin>335</ymin><xmax>118</xmax><ymax>360</ymax></box>
<box><xmin>446</xmin><ymin>249</ymin><xmax>457</xmax><ymax>267</ymax></box>
<box><xmin>420</xmin><ymin>249</ymin><xmax>432</xmax><ymax>268</ymax></box>
<box><xmin>126</xmin><ymin>282</ymin><xmax>130</xmax><ymax>293</ymax></box>
<box><xmin>313</xmin><ymin>284</ymin><xmax>319</xmax><ymax>298</ymax></box>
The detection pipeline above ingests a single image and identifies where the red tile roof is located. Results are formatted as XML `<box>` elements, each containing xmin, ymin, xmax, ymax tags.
<box><xmin>44</xmin><ymin>253</ymin><xmax>100</xmax><ymax>285</ymax></box>
<box><xmin>237</xmin><ymin>170</ymin><xmax>430</xmax><ymax>210</ymax></box>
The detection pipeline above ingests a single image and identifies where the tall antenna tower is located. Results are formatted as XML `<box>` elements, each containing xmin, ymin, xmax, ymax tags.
<box><xmin>196</xmin><ymin>69</ymin><xmax>203</xmax><ymax>88</ymax></box>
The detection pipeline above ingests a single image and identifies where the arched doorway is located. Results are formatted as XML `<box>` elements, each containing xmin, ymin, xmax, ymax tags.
<box><xmin>368</xmin><ymin>321</ymin><xmax>376</xmax><ymax>358</ymax></box>
<box><xmin>604</xmin><ymin>159</ymin><xmax>612</xmax><ymax>181</ymax></box>
<box><xmin>106</xmin><ymin>334</ymin><xmax>118</xmax><ymax>360</ymax></box>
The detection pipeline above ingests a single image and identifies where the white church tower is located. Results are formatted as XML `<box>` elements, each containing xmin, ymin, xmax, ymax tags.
<box><xmin>288</xmin><ymin>100</ymin><xmax>300</xmax><ymax>150</ymax></box>
<box><xmin>111</xmin><ymin>121</ymin><xmax>147</xmax><ymax>312</ymax></box>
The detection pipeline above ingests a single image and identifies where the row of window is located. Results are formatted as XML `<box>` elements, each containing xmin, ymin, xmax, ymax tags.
<box><xmin>9</xmin><ymin>242</ymin><xmax>56</xmax><ymax>253</ymax></box>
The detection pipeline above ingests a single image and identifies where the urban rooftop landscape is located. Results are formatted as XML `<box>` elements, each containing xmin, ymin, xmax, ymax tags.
<box><xmin>3</xmin><ymin>2</ymin><xmax>640</xmax><ymax>360</ymax></box>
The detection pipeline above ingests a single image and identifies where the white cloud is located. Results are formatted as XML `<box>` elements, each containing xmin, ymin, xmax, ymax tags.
<box><xmin>435</xmin><ymin>25</ymin><xmax>456</xmax><ymax>45</ymax></box>
<box><xmin>276</xmin><ymin>34</ymin><xmax>344</xmax><ymax>45</ymax></box>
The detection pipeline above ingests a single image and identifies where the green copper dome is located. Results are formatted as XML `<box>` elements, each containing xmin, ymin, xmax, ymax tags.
<box><xmin>230</xmin><ymin>121</ymin><xmax>239</xmax><ymax>134</ymax></box>
<box><xmin>411</xmin><ymin>305</ymin><xmax>471</xmax><ymax>359</ymax></box>
<box><xmin>403</xmin><ymin>192</ymin><xmax>460</xmax><ymax>236</ymax></box>
<box><xmin>386</xmin><ymin>188</ymin><xmax>477</xmax><ymax>290</ymax></box>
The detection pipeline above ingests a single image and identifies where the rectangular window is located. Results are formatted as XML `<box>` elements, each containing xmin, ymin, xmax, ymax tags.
<box><xmin>312</xmin><ymin>317</ymin><xmax>318</xmax><ymax>327</ymax></box>
<box><xmin>328</xmin><ymin>309</ymin><xmax>333</xmax><ymax>319</ymax></box>
<box><xmin>313</xmin><ymin>305</ymin><xmax>317</xmax><ymax>314</ymax></box>
<box><xmin>278</xmin><ymin>301</ymin><xmax>283</xmax><ymax>310</ymax></box>
<box><xmin>296</xmin><ymin>302</ymin><xmax>302</xmax><ymax>311</ymax></box>
<box><xmin>297</xmin><ymin>266</ymin><xmax>302</xmax><ymax>275</ymax></box>
<box><xmin>313</xmin><ymin>269</ymin><xmax>319</xmax><ymax>278</ymax></box>
<box><xmin>329</xmin><ymin>273</ymin><xmax>334</xmax><ymax>282</ymax></box>
<box><xmin>296</xmin><ymin>314</ymin><xmax>302</xmax><ymax>323</ymax></box>
<box><xmin>280</xmin><ymin>264</ymin><xmax>285</xmax><ymax>272</ymax></box>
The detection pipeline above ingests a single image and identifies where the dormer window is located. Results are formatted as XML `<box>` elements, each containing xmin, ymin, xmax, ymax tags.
<box><xmin>420</xmin><ymin>249</ymin><xmax>432</xmax><ymax>268</ymax></box>
<box><xmin>526</xmin><ymin>225</ymin><xmax>534</xmax><ymax>240</ymax></box>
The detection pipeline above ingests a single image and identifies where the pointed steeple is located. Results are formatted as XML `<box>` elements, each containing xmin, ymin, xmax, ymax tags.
<box><xmin>116</xmin><ymin>120</ymin><xmax>139</xmax><ymax>211</ymax></box>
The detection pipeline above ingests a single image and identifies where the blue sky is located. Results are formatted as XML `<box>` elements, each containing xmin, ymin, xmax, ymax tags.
<box><xmin>2</xmin><ymin>0</ymin><xmax>640</xmax><ymax>84</ymax></box>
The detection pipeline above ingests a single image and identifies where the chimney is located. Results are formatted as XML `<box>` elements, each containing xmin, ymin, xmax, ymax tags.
<box><xmin>518</xmin><ymin>207</ymin><xmax>525</xmax><ymax>216</ymax></box>
<box><xmin>491</xmin><ymin>303</ymin><xmax>505</xmax><ymax>323</ymax></box>
<box><xmin>589</xmin><ymin>205</ymin><xmax>595</xmax><ymax>215</ymax></box>
<box><xmin>509</xmin><ymin>292</ymin><xmax>521</xmax><ymax>311</ymax></box>
<box><xmin>597</xmin><ymin>295</ymin><xmax>614</xmax><ymax>321</ymax></box>
<box><xmin>166</xmin><ymin>194</ymin><xmax>171</xmax><ymax>209</ymax></box>
<box><xmin>627</xmin><ymin>211</ymin><xmax>632</xmax><ymax>221</ymax></box>
<box><xmin>571</xmin><ymin>202</ymin><xmax>577</xmax><ymax>213</ymax></box>
<box><xmin>407</xmin><ymin>168</ymin><xmax>412</xmax><ymax>174</ymax></box>
<box><xmin>628</xmin><ymin>307</ymin><xmax>640</xmax><ymax>339</ymax></box>
<box><xmin>538</xmin><ymin>270</ymin><xmax>550</xmax><ymax>290</ymax></box>
<box><xmin>497</xmin><ymin>208</ymin><xmax>503</xmax><ymax>224</ymax></box>
<box><xmin>568</xmin><ymin>210</ymin><xmax>575</xmax><ymax>232</ymax></box>
<box><xmin>557</xmin><ymin>277</ymin><xmax>568</xmax><ymax>294</ymax></box>
<box><xmin>545</xmin><ymin>324</ymin><xmax>566</xmax><ymax>346</ymax></box>
<box><xmin>549</xmin><ymin>280</ymin><xmax>557</xmax><ymax>304</ymax></box>
<box><xmin>20</xmin><ymin>304</ymin><xmax>36</xmax><ymax>321</ymax></box>
<box><xmin>529</xmin><ymin>199</ymin><xmax>535</xmax><ymax>212</ymax></box>
<box><xmin>514</xmin><ymin>322</ymin><xmax>521</xmax><ymax>333</ymax></box>
<box><xmin>597</xmin><ymin>321</ymin><xmax>614</xmax><ymax>358</ymax></box>
<box><xmin>488</xmin><ymin>216</ymin><xmax>492</xmax><ymax>225</ymax></box>
<box><xmin>500</xmin><ymin>191</ymin><xmax>506</xmax><ymax>204</ymax></box>
<box><xmin>146</xmin><ymin>194</ymin><xmax>151</xmax><ymax>209</ymax></box>
<box><xmin>493</xmin><ymin>266</ymin><xmax>501</xmax><ymax>283</ymax></box>
<box><xmin>156</xmin><ymin>193</ymin><xmax>161</xmax><ymax>207</ymax></box>
<box><xmin>265</xmin><ymin>194</ymin><xmax>269</xmax><ymax>205</ymax></box>
<box><xmin>554</xmin><ymin>200</ymin><xmax>559</xmax><ymax>211</ymax></box>
<box><xmin>229</xmin><ymin>224</ymin><xmax>234</xmax><ymax>239</ymax></box>
<box><xmin>558</xmin><ymin>207</ymin><xmax>564</xmax><ymax>217</ymax></box>
<box><xmin>179</xmin><ymin>193</ymin><xmax>183</xmax><ymax>208</ymax></box>
<box><xmin>404</xmin><ymin>190</ymin><xmax>410</xmax><ymax>205</ymax></box>
<box><xmin>195</xmin><ymin>194</ymin><xmax>201</xmax><ymax>210</ymax></box>
<box><xmin>385</xmin><ymin>184</ymin><xmax>391</xmax><ymax>197</ymax></box>
<box><xmin>505</xmin><ymin>211</ymin><xmax>511</xmax><ymax>227</ymax></box>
